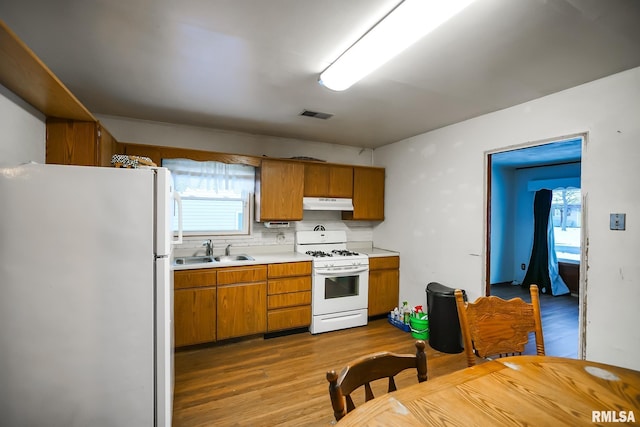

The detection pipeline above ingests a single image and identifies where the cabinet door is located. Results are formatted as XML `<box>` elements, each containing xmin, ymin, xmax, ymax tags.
<box><xmin>174</xmin><ymin>287</ymin><xmax>216</xmax><ymax>347</ymax></box>
<box><xmin>46</xmin><ymin>119</ymin><xmax>97</xmax><ymax>166</ymax></box>
<box><xmin>256</xmin><ymin>159</ymin><xmax>304</xmax><ymax>221</ymax></box>
<box><xmin>217</xmin><ymin>282</ymin><xmax>267</xmax><ymax>340</ymax></box>
<box><xmin>304</xmin><ymin>164</ymin><xmax>353</xmax><ymax>198</ymax></box>
<box><xmin>344</xmin><ymin>167</ymin><xmax>385</xmax><ymax>220</ymax></box>
<box><xmin>303</xmin><ymin>163</ymin><xmax>328</xmax><ymax>197</ymax></box>
<box><xmin>328</xmin><ymin>165</ymin><xmax>354</xmax><ymax>198</ymax></box>
<box><xmin>368</xmin><ymin>269</ymin><xmax>399</xmax><ymax>316</ymax></box>
<box><xmin>46</xmin><ymin>119</ymin><xmax>121</xmax><ymax>167</ymax></box>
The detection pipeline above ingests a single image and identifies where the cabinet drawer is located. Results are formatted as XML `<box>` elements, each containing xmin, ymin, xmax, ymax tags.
<box><xmin>267</xmin><ymin>305</ymin><xmax>311</xmax><ymax>332</ymax></box>
<box><xmin>217</xmin><ymin>265</ymin><xmax>267</xmax><ymax>285</ymax></box>
<box><xmin>268</xmin><ymin>276</ymin><xmax>311</xmax><ymax>295</ymax></box>
<box><xmin>268</xmin><ymin>291</ymin><xmax>311</xmax><ymax>309</ymax></box>
<box><xmin>174</xmin><ymin>269</ymin><xmax>217</xmax><ymax>289</ymax></box>
<box><xmin>369</xmin><ymin>256</ymin><xmax>399</xmax><ymax>271</ymax></box>
<box><xmin>267</xmin><ymin>261</ymin><xmax>312</xmax><ymax>278</ymax></box>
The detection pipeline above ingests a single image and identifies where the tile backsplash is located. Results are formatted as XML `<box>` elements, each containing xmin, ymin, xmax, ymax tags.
<box><xmin>173</xmin><ymin>210</ymin><xmax>375</xmax><ymax>257</ymax></box>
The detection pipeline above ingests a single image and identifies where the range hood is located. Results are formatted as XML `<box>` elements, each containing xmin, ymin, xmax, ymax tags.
<box><xmin>303</xmin><ymin>197</ymin><xmax>354</xmax><ymax>211</ymax></box>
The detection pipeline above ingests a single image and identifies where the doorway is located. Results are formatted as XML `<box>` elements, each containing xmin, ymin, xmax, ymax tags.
<box><xmin>485</xmin><ymin>136</ymin><xmax>584</xmax><ymax>358</ymax></box>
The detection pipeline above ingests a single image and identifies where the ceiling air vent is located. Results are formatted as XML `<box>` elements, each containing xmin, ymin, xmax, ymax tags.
<box><xmin>299</xmin><ymin>109</ymin><xmax>333</xmax><ymax>120</ymax></box>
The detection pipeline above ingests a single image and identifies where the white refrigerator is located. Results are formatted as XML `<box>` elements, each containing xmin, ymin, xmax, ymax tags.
<box><xmin>0</xmin><ymin>163</ymin><xmax>179</xmax><ymax>427</ymax></box>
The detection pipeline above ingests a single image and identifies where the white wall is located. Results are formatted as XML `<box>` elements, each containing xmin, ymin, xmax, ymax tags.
<box><xmin>0</xmin><ymin>84</ymin><xmax>45</xmax><ymax>164</ymax></box>
<box><xmin>96</xmin><ymin>115</ymin><xmax>374</xmax><ymax>166</ymax></box>
<box><xmin>373</xmin><ymin>66</ymin><xmax>640</xmax><ymax>371</ymax></box>
<box><xmin>489</xmin><ymin>165</ymin><xmax>515</xmax><ymax>284</ymax></box>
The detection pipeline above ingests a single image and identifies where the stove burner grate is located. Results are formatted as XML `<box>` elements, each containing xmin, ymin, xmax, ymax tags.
<box><xmin>331</xmin><ymin>249</ymin><xmax>360</xmax><ymax>256</ymax></box>
<box><xmin>306</xmin><ymin>250</ymin><xmax>333</xmax><ymax>257</ymax></box>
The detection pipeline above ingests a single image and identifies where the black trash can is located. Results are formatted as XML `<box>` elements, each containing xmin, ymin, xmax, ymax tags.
<box><xmin>426</xmin><ymin>282</ymin><xmax>466</xmax><ymax>354</ymax></box>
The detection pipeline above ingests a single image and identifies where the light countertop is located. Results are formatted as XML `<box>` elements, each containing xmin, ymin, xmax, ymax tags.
<box><xmin>357</xmin><ymin>247</ymin><xmax>399</xmax><ymax>258</ymax></box>
<box><xmin>171</xmin><ymin>246</ymin><xmax>399</xmax><ymax>270</ymax></box>
<box><xmin>171</xmin><ymin>251</ymin><xmax>312</xmax><ymax>271</ymax></box>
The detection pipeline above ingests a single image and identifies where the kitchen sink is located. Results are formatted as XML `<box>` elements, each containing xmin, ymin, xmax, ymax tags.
<box><xmin>173</xmin><ymin>256</ymin><xmax>216</xmax><ymax>265</ymax></box>
<box><xmin>213</xmin><ymin>254</ymin><xmax>255</xmax><ymax>262</ymax></box>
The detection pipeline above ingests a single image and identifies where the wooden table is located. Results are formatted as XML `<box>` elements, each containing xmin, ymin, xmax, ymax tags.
<box><xmin>337</xmin><ymin>356</ymin><xmax>640</xmax><ymax>426</ymax></box>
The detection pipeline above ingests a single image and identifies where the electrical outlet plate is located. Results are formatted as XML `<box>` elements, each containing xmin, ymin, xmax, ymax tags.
<box><xmin>610</xmin><ymin>213</ymin><xmax>626</xmax><ymax>230</ymax></box>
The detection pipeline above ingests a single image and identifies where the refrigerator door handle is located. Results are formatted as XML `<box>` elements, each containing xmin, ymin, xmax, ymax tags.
<box><xmin>172</xmin><ymin>192</ymin><xmax>183</xmax><ymax>245</ymax></box>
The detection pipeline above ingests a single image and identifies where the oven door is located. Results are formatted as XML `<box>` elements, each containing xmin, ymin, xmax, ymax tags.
<box><xmin>312</xmin><ymin>265</ymin><xmax>368</xmax><ymax>315</ymax></box>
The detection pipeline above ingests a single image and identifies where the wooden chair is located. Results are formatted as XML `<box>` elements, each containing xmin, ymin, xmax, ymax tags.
<box><xmin>454</xmin><ymin>285</ymin><xmax>545</xmax><ymax>367</ymax></box>
<box><xmin>326</xmin><ymin>340</ymin><xmax>427</xmax><ymax>422</ymax></box>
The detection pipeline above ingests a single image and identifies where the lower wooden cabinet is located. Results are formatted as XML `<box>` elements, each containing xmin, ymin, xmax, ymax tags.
<box><xmin>174</xmin><ymin>262</ymin><xmax>310</xmax><ymax>346</ymax></box>
<box><xmin>174</xmin><ymin>269</ymin><xmax>217</xmax><ymax>347</ymax></box>
<box><xmin>216</xmin><ymin>265</ymin><xmax>267</xmax><ymax>341</ymax></box>
<box><xmin>267</xmin><ymin>305</ymin><xmax>312</xmax><ymax>332</ymax></box>
<box><xmin>174</xmin><ymin>288</ymin><xmax>216</xmax><ymax>347</ymax></box>
<box><xmin>368</xmin><ymin>256</ymin><xmax>400</xmax><ymax>316</ymax></box>
<box><xmin>267</xmin><ymin>261</ymin><xmax>312</xmax><ymax>332</ymax></box>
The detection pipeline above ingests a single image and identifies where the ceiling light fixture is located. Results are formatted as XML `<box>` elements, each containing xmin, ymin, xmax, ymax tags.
<box><xmin>319</xmin><ymin>0</ymin><xmax>475</xmax><ymax>91</ymax></box>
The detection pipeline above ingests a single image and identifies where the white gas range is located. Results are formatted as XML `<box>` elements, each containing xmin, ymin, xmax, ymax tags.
<box><xmin>295</xmin><ymin>230</ymin><xmax>369</xmax><ymax>334</ymax></box>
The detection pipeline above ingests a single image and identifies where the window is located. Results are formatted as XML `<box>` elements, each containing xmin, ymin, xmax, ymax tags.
<box><xmin>551</xmin><ymin>188</ymin><xmax>581</xmax><ymax>262</ymax></box>
<box><xmin>163</xmin><ymin>159</ymin><xmax>255</xmax><ymax>235</ymax></box>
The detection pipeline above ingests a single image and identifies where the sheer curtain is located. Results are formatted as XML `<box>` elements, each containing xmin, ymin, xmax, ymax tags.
<box><xmin>547</xmin><ymin>210</ymin><xmax>570</xmax><ymax>296</ymax></box>
<box><xmin>163</xmin><ymin>159</ymin><xmax>254</xmax><ymax>197</ymax></box>
<box><xmin>162</xmin><ymin>159</ymin><xmax>255</xmax><ymax>233</ymax></box>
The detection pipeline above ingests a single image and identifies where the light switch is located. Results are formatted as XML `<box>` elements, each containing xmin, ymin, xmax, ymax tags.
<box><xmin>610</xmin><ymin>213</ymin><xmax>626</xmax><ymax>230</ymax></box>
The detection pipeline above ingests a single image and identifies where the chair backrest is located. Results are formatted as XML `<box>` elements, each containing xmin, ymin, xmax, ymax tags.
<box><xmin>326</xmin><ymin>340</ymin><xmax>427</xmax><ymax>422</ymax></box>
<box><xmin>454</xmin><ymin>285</ymin><xmax>545</xmax><ymax>367</ymax></box>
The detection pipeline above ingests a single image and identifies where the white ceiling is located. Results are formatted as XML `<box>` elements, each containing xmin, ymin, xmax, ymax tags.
<box><xmin>2</xmin><ymin>0</ymin><xmax>640</xmax><ymax>149</ymax></box>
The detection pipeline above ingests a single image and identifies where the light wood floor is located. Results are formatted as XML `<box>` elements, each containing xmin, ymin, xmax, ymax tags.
<box><xmin>173</xmin><ymin>319</ymin><xmax>468</xmax><ymax>426</ymax></box>
<box><xmin>173</xmin><ymin>287</ymin><xmax>579</xmax><ymax>426</ymax></box>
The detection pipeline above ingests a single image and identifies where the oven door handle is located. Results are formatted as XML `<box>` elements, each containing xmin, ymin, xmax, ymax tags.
<box><xmin>315</xmin><ymin>266</ymin><xmax>369</xmax><ymax>275</ymax></box>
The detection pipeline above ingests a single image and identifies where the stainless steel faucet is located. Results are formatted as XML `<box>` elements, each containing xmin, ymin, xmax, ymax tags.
<box><xmin>203</xmin><ymin>240</ymin><xmax>213</xmax><ymax>256</ymax></box>
<box><xmin>225</xmin><ymin>244</ymin><xmax>232</xmax><ymax>256</ymax></box>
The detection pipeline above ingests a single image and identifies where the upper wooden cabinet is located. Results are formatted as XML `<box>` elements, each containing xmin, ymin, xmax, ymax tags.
<box><xmin>255</xmin><ymin>159</ymin><xmax>304</xmax><ymax>222</ymax></box>
<box><xmin>46</xmin><ymin>119</ymin><xmax>121</xmax><ymax>167</ymax></box>
<box><xmin>303</xmin><ymin>163</ymin><xmax>353</xmax><ymax>198</ymax></box>
<box><xmin>343</xmin><ymin>166</ymin><xmax>385</xmax><ymax>221</ymax></box>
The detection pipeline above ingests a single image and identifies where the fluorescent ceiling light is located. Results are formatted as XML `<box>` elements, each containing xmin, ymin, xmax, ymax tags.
<box><xmin>319</xmin><ymin>0</ymin><xmax>475</xmax><ymax>91</ymax></box>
